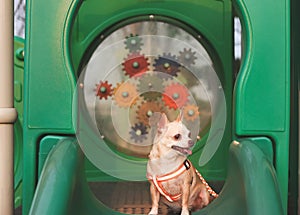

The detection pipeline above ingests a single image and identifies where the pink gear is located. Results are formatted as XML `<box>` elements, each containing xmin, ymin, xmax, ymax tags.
<box><xmin>162</xmin><ymin>83</ymin><xmax>189</xmax><ymax>109</ymax></box>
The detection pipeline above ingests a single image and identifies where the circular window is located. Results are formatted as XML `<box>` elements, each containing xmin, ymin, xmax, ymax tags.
<box><xmin>74</xmin><ymin>18</ymin><xmax>226</xmax><ymax>180</ymax></box>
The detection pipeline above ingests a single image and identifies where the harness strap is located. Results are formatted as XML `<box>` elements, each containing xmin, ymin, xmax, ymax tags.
<box><xmin>147</xmin><ymin>159</ymin><xmax>219</xmax><ymax>202</ymax></box>
<box><xmin>147</xmin><ymin>160</ymin><xmax>191</xmax><ymax>202</ymax></box>
<box><xmin>152</xmin><ymin>177</ymin><xmax>181</xmax><ymax>202</ymax></box>
<box><xmin>156</xmin><ymin>159</ymin><xmax>191</xmax><ymax>182</ymax></box>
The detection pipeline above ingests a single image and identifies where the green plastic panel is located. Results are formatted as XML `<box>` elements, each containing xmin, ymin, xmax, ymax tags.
<box><xmin>14</xmin><ymin>37</ymin><xmax>25</xmax><ymax>208</ymax></box>
<box><xmin>26</xmin><ymin>1</ymin><xmax>74</xmax><ymax>129</ymax></box>
<box><xmin>234</xmin><ymin>0</ymin><xmax>290</xmax><ymax>213</ymax></box>
<box><xmin>23</xmin><ymin>0</ymin><xmax>78</xmax><ymax>213</ymax></box>
<box><xmin>234</xmin><ymin>0</ymin><xmax>290</xmax><ymax>133</ymax></box>
<box><xmin>24</xmin><ymin>1</ymin><xmax>76</xmax><ymax>130</ymax></box>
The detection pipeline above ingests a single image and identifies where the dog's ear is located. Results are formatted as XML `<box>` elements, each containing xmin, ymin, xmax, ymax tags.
<box><xmin>157</xmin><ymin>113</ymin><xmax>169</xmax><ymax>130</ymax></box>
<box><xmin>175</xmin><ymin>110</ymin><xmax>183</xmax><ymax>122</ymax></box>
<box><xmin>149</xmin><ymin>112</ymin><xmax>161</xmax><ymax>127</ymax></box>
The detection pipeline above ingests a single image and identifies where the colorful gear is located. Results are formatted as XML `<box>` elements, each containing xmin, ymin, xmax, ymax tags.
<box><xmin>124</xmin><ymin>34</ymin><xmax>143</xmax><ymax>52</ymax></box>
<box><xmin>183</xmin><ymin>104</ymin><xmax>200</xmax><ymax>121</ymax></box>
<box><xmin>162</xmin><ymin>83</ymin><xmax>189</xmax><ymax>109</ymax></box>
<box><xmin>153</xmin><ymin>53</ymin><xmax>180</xmax><ymax>79</ymax></box>
<box><xmin>136</xmin><ymin>101</ymin><xmax>163</xmax><ymax>126</ymax></box>
<box><xmin>178</xmin><ymin>48</ymin><xmax>197</xmax><ymax>67</ymax></box>
<box><xmin>129</xmin><ymin>123</ymin><xmax>148</xmax><ymax>143</ymax></box>
<box><xmin>137</xmin><ymin>73</ymin><xmax>164</xmax><ymax>100</ymax></box>
<box><xmin>95</xmin><ymin>80</ymin><xmax>113</xmax><ymax>100</ymax></box>
<box><xmin>122</xmin><ymin>52</ymin><xmax>149</xmax><ymax>78</ymax></box>
<box><xmin>113</xmin><ymin>82</ymin><xmax>139</xmax><ymax>107</ymax></box>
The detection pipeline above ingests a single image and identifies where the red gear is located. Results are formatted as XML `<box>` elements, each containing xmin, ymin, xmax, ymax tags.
<box><xmin>122</xmin><ymin>52</ymin><xmax>149</xmax><ymax>78</ymax></box>
<box><xmin>95</xmin><ymin>80</ymin><xmax>113</xmax><ymax>100</ymax></box>
<box><xmin>162</xmin><ymin>83</ymin><xmax>189</xmax><ymax>109</ymax></box>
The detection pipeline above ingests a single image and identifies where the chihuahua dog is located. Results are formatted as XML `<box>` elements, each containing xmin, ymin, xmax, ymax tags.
<box><xmin>147</xmin><ymin>113</ymin><xmax>215</xmax><ymax>215</ymax></box>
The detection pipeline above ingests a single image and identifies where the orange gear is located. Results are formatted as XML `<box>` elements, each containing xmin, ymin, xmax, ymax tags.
<box><xmin>183</xmin><ymin>104</ymin><xmax>200</xmax><ymax>121</ymax></box>
<box><xmin>162</xmin><ymin>83</ymin><xmax>189</xmax><ymax>109</ymax></box>
<box><xmin>122</xmin><ymin>52</ymin><xmax>149</xmax><ymax>78</ymax></box>
<box><xmin>95</xmin><ymin>80</ymin><xmax>113</xmax><ymax>100</ymax></box>
<box><xmin>113</xmin><ymin>82</ymin><xmax>139</xmax><ymax>107</ymax></box>
<box><xmin>136</xmin><ymin>101</ymin><xmax>163</xmax><ymax>126</ymax></box>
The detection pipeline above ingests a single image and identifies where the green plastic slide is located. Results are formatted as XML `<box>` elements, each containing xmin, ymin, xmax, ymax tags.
<box><xmin>29</xmin><ymin>138</ymin><xmax>283</xmax><ymax>215</ymax></box>
<box><xmin>29</xmin><ymin>138</ymin><xmax>122</xmax><ymax>215</ymax></box>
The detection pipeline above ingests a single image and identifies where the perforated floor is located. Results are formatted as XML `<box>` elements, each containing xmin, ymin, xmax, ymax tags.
<box><xmin>89</xmin><ymin>181</ymin><xmax>171</xmax><ymax>214</ymax></box>
<box><xmin>89</xmin><ymin>181</ymin><xmax>223</xmax><ymax>215</ymax></box>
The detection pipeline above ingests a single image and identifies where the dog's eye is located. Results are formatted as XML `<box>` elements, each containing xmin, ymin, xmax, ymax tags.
<box><xmin>188</xmin><ymin>132</ymin><xmax>191</xmax><ymax>138</ymax></box>
<box><xmin>173</xmin><ymin>134</ymin><xmax>181</xmax><ymax>140</ymax></box>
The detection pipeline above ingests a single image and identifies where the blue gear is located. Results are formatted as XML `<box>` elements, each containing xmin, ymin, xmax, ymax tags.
<box><xmin>153</xmin><ymin>53</ymin><xmax>181</xmax><ymax>79</ymax></box>
<box><xmin>129</xmin><ymin>123</ymin><xmax>148</xmax><ymax>143</ymax></box>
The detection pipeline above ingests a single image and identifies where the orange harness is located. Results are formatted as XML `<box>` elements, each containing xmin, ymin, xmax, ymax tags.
<box><xmin>147</xmin><ymin>159</ymin><xmax>218</xmax><ymax>202</ymax></box>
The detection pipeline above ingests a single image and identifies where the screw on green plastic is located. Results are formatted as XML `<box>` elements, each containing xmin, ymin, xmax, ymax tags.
<box><xmin>16</xmin><ymin>48</ymin><xmax>24</xmax><ymax>61</ymax></box>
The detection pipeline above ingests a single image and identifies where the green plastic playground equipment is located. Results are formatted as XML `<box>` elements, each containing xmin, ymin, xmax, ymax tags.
<box><xmin>14</xmin><ymin>37</ymin><xmax>24</xmax><ymax>208</ymax></box>
<box><xmin>17</xmin><ymin>0</ymin><xmax>291</xmax><ymax>214</ymax></box>
<box><xmin>29</xmin><ymin>137</ymin><xmax>283</xmax><ymax>215</ymax></box>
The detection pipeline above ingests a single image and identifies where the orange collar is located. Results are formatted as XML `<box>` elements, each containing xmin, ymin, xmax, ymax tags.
<box><xmin>147</xmin><ymin>159</ymin><xmax>191</xmax><ymax>202</ymax></box>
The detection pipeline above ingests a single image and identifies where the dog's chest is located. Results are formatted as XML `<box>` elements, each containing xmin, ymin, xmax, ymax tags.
<box><xmin>160</xmin><ymin>172</ymin><xmax>187</xmax><ymax>195</ymax></box>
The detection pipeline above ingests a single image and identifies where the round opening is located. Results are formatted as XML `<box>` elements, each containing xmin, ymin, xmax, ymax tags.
<box><xmin>74</xmin><ymin>17</ymin><xmax>226</xmax><ymax>180</ymax></box>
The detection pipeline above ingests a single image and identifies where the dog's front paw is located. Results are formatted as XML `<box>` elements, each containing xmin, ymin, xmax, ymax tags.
<box><xmin>180</xmin><ymin>207</ymin><xmax>190</xmax><ymax>215</ymax></box>
<box><xmin>148</xmin><ymin>207</ymin><xmax>158</xmax><ymax>215</ymax></box>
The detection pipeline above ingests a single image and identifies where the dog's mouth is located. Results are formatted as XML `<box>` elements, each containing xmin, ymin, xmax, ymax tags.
<box><xmin>171</xmin><ymin>145</ymin><xmax>192</xmax><ymax>155</ymax></box>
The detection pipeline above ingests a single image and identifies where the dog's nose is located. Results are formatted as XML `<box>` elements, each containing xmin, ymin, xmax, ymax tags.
<box><xmin>188</xmin><ymin>140</ymin><xmax>194</xmax><ymax>147</ymax></box>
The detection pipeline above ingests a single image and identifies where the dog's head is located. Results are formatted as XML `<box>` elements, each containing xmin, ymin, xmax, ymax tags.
<box><xmin>153</xmin><ymin>113</ymin><xmax>195</xmax><ymax>156</ymax></box>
